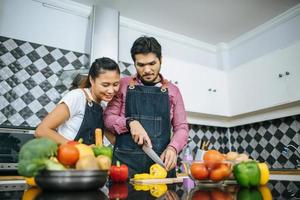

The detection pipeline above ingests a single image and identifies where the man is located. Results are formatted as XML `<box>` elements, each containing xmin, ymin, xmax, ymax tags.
<box><xmin>104</xmin><ymin>36</ymin><xmax>189</xmax><ymax>178</ymax></box>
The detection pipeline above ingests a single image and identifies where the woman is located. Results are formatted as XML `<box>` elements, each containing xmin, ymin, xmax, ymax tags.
<box><xmin>35</xmin><ymin>57</ymin><xmax>120</xmax><ymax>144</ymax></box>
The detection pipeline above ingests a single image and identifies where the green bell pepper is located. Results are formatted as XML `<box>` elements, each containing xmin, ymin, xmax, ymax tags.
<box><xmin>233</xmin><ymin>161</ymin><xmax>260</xmax><ymax>187</ymax></box>
<box><xmin>92</xmin><ymin>146</ymin><xmax>113</xmax><ymax>159</ymax></box>
<box><xmin>237</xmin><ymin>188</ymin><xmax>263</xmax><ymax>200</ymax></box>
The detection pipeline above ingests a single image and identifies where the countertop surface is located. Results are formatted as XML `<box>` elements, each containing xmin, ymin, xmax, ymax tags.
<box><xmin>0</xmin><ymin>176</ymin><xmax>300</xmax><ymax>200</ymax></box>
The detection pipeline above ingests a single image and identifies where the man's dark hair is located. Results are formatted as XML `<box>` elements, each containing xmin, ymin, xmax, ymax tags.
<box><xmin>130</xmin><ymin>36</ymin><xmax>162</xmax><ymax>62</ymax></box>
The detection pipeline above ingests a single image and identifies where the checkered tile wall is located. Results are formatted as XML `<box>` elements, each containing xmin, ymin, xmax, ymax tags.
<box><xmin>0</xmin><ymin>36</ymin><xmax>137</xmax><ymax>127</ymax></box>
<box><xmin>0</xmin><ymin>36</ymin><xmax>89</xmax><ymax>127</ymax></box>
<box><xmin>230</xmin><ymin>115</ymin><xmax>300</xmax><ymax>169</ymax></box>
<box><xmin>1</xmin><ymin>36</ymin><xmax>299</xmax><ymax>170</ymax></box>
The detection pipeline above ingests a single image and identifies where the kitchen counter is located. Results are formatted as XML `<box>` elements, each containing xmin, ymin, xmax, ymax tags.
<box><xmin>0</xmin><ymin>176</ymin><xmax>299</xmax><ymax>200</ymax></box>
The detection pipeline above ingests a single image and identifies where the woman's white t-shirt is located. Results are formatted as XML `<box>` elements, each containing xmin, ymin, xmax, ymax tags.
<box><xmin>57</xmin><ymin>88</ymin><xmax>91</xmax><ymax>140</ymax></box>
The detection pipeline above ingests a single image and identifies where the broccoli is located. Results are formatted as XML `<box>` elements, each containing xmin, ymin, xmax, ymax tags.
<box><xmin>18</xmin><ymin>138</ymin><xmax>64</xmax><ymax>177</ymax></box>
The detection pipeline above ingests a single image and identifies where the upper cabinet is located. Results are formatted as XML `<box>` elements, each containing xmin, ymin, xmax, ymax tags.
<box><xmin>228</xmin><ymin>41</ymin><xmax>300</xmax><ymax>115</ymax></box>
<box><xmin>162</xmin><ymin>58</ymin><xmax>229</xmax><ymax>116</ymax></box>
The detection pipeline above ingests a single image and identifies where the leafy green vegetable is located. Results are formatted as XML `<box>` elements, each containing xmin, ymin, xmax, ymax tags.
<box><xmin>18</xmin><ymin>138</ymin><xmax>59</xmax><ymax>177</ymax></box>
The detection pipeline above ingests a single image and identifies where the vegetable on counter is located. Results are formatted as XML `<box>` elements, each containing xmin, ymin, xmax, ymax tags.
<box><xmin>18</xmin><ymin>138</ymin><xmax>61</xmax><ymax>177</ymax></box>
<box><xmin>233</xmin><ymin>161</ymin><xmax>261</xmax><ymax>187</ymax></box>
<box><xmin>109</xmin><ymin>183</ymin><xmax>128</xmax><ymax>200</ymax></box>
<box><xmin>110</xmin><ymin>161</ymin><xmax>128</xmax><ymax>182</ymax></box>
<box><xmin>92</xmin><ymin>146</ymin><xmax>113</xmax><ymax>159</ymax></box>
<box><xmin>257</xmin><ymin>162</ymin><xmax>270</xmax><ymax>185</ymax></box>
<box><xmin>149</xmin><ymin>164</ymin><xmax>167</xmax><ymax>179</ymax></box>
<box><xmin>237</xmin><ymin>187</ymin><xmax>263</xmax><ymax>200</ymax></box>
<box><xmin>57</xmin><ymin>143</ymin><xmax>79</xmax><ymax>166</ymax></box>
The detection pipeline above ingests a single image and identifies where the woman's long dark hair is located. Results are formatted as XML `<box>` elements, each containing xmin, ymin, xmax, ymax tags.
<box><xmin>80</xmin><ymin>57</ymin><xmax>120</xmax><ymax>88</ymax></box>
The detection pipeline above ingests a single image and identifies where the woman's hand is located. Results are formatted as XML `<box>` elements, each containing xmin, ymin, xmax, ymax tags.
<box><xmin>129</xmin><ymin>121</ymin><xmax>152</xmax><ymax>147</ymax></box>
<box><xmin>160</xmin><ymin>146</ymin><xmax>177</xmax><ymax>171</ymax></box>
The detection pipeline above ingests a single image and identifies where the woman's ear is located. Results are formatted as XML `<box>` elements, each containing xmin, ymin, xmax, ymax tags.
<box><xmin>89</xmin><ymin>76</ymin><xmax>94</xmax><ymax>86</ymax></box>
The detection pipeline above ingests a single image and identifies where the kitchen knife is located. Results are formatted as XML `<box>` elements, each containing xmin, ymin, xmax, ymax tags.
<box><xmin>142</xmin><ymin>144</ymin><xmax>165</xmax><ymax>168</ymax></box>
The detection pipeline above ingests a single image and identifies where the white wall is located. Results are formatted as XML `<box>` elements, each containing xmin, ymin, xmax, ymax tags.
<box><xmin>0</xmin><ymin>0</ymin><xmax>91</xmax><ymax>53</ymax></box>
<box><xmin>227</xmin><ymin>5</ymin><xmax>300</xmax><ymax>69</ymax></box>
<box><xmin>119</xmin><ymin>19</ymin><xmax>218</xmax><ymax>71</ymax></box>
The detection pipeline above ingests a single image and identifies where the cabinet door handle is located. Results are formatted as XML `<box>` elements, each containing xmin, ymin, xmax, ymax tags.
<box><xmin>278</xmin><ymin>73</ymin><xmax>283</xmax><ymax>78</ymax></box>
<box><xmin>285</xmin><ymin>71</ymin><xmax>290</xmax><ymax>76</ymax></box>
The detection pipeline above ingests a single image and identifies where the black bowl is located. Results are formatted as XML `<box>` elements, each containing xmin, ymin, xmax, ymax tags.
<box><xmin>35</xmin><ymin>170</ymin><xmax>108</xmax><ymax>191</ymax></box>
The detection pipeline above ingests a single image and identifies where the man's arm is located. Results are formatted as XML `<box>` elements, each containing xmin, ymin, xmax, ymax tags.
<box><xmin>169</xmin><ymin>87</ymin><xmax>189</xmax><ymax>153</ymax></box>
<box><xmin>161</xmin><ymin>86</ymin><xmax>189</xmax><ymax>170</ymax></box>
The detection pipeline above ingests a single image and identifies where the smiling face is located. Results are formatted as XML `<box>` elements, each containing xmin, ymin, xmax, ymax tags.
<box><xmin>134</xmin><ymin>53</ymin><xmax>161</xmax><ymax>84</ymax></box>
<box><xmin>90</xmin><ymin>70</ymin><xmax>120</xmax><ymax>102</ymax></box>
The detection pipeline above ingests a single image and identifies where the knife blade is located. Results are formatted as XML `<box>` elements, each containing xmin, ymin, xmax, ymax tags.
<box><xmin>142</xmin><ymin>145</ymin><xmax>165</xmax><ymax>168</ymax></box>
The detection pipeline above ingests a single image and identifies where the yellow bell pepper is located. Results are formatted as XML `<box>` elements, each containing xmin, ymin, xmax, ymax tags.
<box><xmin>150</xmin><ymin>164</ymin><xmax>167</xmax><ymax>179</ymax></box>
<box><xmin>133</xmin><ymin>173</ymin><xmax>154</xmax><ymax>180</ymax></box>
<box><xmin>133</xmin><ymin>184</ymin><xmax>151</xmax><ymax>191</ymax></box>
<box><xmin>257</xmin><ymin>162</ymin><xmax>270</xmax><ymax>185</ymax></box>
<box><xmin>259</xmin><ymin>186</ymin><xmax>272</xmax><ymax>200</ymax></box>
<box><xmin>150</xmin><ymin>184</ymin><xmax>168</xmax><ymax>198</ymax></box>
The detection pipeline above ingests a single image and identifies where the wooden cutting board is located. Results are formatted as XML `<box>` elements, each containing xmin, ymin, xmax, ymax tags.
<box><xmin>130</xmin><ymin>177</ymin><xmax>184</xmax><ymax>184</ymax></box>
<box><xmin>0</xmin><ymin>176</ymin><xmax>25</xmax><ymax>180</ymax></box>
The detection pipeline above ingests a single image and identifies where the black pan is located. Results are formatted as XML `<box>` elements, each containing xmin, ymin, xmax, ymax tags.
<box><xmin>35</xmin><ymin>169</ymin><xmax>108</xmax><ymax>191</ymax></box>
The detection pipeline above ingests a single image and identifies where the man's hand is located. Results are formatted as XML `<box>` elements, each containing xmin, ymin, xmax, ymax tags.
<box><xmin>160</xmin><ymin>146</ymin><xmax>177</xmax><ymax>171</ymax></box>
<box><xmin>129</xmin><ymin>120</ymin><xmax>152</xmax><ymax>147</ymax></box>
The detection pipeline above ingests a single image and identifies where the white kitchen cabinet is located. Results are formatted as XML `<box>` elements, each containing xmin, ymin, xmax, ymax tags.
<box><xmin>228</xmin><ymin>41</ymin><xmax>300</xmax><ymax>115</ymax></box>
<box><xmin>162</xmin><ymin>58</ymin><xmax>229</xmax><ymax>116</ymax></box>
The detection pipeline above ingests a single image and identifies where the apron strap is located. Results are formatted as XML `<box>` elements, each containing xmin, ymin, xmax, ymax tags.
<box><xmin>129</xmin><ymin>75</ymin><xmax>169</xmax><ymax>92</ymax></box>
<box><xmin>129</xmin><ymin>77</ymin><xmax>137</xmax><ymax>89</ymax></box>
<box><xmin>81</xmin><ymin>88</ymin><xmax>93</xmax><ymax>107</ymax></box>
<box><xmin>161</xmin><ymin>79</ymin><xmax>168</xmax><ymax>92</ymax></box>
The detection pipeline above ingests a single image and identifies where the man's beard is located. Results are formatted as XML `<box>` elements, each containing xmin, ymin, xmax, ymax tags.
<box><xmin>141</xmin><ymin>73</ymin><xmax>160</xmax><ymax>84</ymax></box>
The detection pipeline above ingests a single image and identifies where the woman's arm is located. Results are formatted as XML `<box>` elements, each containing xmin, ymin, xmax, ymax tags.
<box><xmin>35</xmin><ymin>103</ymin><xmax>70</xmax><ymax>144</ymax></box>
<box><xmin>104</xmin><ymin>130</ymin><xmax>116</xmax><ymax>145</ymax></box>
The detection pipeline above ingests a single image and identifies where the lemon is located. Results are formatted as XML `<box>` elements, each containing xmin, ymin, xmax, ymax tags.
<box><xmin>150</xmin><ymin>184</ymin><xmax>167</xmax><ymax>198</ymax></box>
<box><xmin>258</xmin><ymin>162</ymin><xmax>270</xmax><ymax>185</ymax></box>
<box><xmin>75</xmin><ymin>143</ymin><xmax>94</xmax><ymax>158</ymax></box>
<box><xmin>259</xmin><ymin>185</ymin><xmax>272</xmax><ymax>200</ymax></box>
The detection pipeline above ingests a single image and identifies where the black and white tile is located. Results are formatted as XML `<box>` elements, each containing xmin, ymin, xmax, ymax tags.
<box><xmin>0</xmin><ymin>36</ymin><xmax>89</xmax><ymax>127</ymax></box>
<box><xmin>230</xmin><ymin>115</ymin><xmax>300</xmax><ymax>169</ymax></box>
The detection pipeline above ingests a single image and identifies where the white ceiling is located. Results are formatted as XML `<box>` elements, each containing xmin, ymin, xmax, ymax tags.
<box><xmin>72</xmin><ymin>0</ymin><xmax>300</xmax><ymax>45</ymax></box>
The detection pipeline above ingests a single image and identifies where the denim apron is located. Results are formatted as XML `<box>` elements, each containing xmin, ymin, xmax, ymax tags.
<box><xmin>113</xmin><ymin>77</ymin><xmax>176</xmax><ymax>178</ymax></box>
<box><xmin>74</xmin><ymin>89</ymin><xmax>104</xmax><ymax>145</ymax></box>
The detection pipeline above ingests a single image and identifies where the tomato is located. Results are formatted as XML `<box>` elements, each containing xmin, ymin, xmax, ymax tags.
<box><xmin>211</xmin><ymin>189</ymin><xmax>233</xmax><ymax>200</ymax></box>
<box><xmin>203</xmin><ymin>150</ymin><xmax>225</xmax><ymax>169</ymax></box>
<box><xmin>190</xmin><ymin>162</ymin><xmax>209</xmax><ymax>180</ymax></box>
<box><xmin>191</xmin><ymin>190</ymin><xmax>210</xmax><ymax>200</ymax></box>
<box><xmin>209</xmin><ymin>164</ymin><xmax>230</xmax><ymax>182</ymax></box>
<box><xmin>57</xmin><ymin>143</ymin><xmax>79</xmax><ymax>166</ymax></box>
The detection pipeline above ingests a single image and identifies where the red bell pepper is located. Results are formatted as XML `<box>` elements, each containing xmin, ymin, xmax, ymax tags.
<box><xmin>109</xmin><ymin>161</ymin><xmax>128</xmax><ymax>182</ymax></box>
<box><xmin>109</xmin><ymin>183</ymin><xmax>128</xmax><ymax>199</ymax></box>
